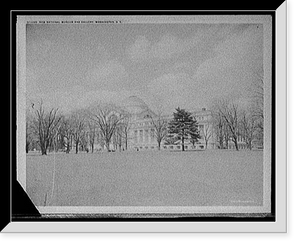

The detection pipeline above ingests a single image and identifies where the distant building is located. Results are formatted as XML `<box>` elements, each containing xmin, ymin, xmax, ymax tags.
<box><xmin>27</xmin><ymin>96</ymin><xmax>252</xmax><ymax>154</ymax></box>
<box><xmin>122</xmin><ymin>96</ymin><xmax>216</xmax><ymax>151</ymax></box>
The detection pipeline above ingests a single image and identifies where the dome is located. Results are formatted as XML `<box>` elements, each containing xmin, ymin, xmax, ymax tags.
<box><xmin>121</xmin><ymin>96</ymin><xmax>149</xmax><ymax>115</ymax></box>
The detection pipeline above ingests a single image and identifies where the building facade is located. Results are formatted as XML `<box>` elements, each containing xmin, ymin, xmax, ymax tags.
<box><xmin>128</xmin><ymin>112</ymin><xmax>215</xmax><ymax>151</ymax></box>
<box><xmin>91</xmin><ymin>96</ymin><xmax>249</xmax><ymax>152</ymax></box>
<box><xmin>122</xmin><ymin>96</ymin><xmax>216</xmax><ymax>151</ymax></box>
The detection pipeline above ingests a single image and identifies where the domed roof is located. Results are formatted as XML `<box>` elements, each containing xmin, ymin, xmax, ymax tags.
<box><xmin>121</xmin><ymin>96</ymin><xmax>149</xmax><ymax>115</ymax></box>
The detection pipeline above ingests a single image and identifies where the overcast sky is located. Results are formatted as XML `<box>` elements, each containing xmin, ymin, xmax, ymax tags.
<box><xmin>26</xmin><ymin>22</ymin><xmax>263</xmax><ymax>113</ymax></box>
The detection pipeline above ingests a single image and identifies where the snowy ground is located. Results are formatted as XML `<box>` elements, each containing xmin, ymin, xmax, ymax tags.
<box><xmin>26</xmin><ymin>150</ymin><xmax>264</xmax><ymax>207</ymax></box>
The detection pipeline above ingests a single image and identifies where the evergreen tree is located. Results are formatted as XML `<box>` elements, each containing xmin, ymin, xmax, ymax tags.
<box><xmin>167</xmin><ymin>107</ymin><xmax>200</xmax><ymax>151</ymax></box>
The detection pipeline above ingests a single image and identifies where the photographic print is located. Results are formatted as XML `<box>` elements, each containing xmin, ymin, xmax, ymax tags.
<box><xmin>6</xmin><ymin>6</ymin><xmax>287</xmax><ymax>232</ymax></box>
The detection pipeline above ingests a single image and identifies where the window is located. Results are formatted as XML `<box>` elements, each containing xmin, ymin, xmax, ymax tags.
<box><xmin>150</xmin><ymin>129</ymin><xmax>155</xmax><ymax>142</ymax></box>
<box><xmin>139</xmin><ymin>130</ymin><xmax>143</xmax><ymax>143</ymax></box>
<box><xmin>145</xmin><ymin>130</ymin><xmax>149</xmax><ymax>143</ymax></box>
<box><xmin>134</xmin><ymin>130</ymin><xmax>138</xmax><ymax>143</ymax></box>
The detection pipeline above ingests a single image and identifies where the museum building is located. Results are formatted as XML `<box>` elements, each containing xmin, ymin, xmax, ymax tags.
<box><xmin>121</xmin><ymin>96</ymin><xmax>217</xmax><ymax>151</ymax></box>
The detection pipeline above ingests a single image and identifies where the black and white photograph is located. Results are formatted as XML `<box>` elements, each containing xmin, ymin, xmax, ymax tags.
<box><xmin>7</xmin><ymin>7</ymin><xmax>288</xmax><ymax>233</ymax></box>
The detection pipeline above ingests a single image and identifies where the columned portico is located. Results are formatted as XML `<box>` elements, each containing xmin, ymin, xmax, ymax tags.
<box><xmin>145</xmin><ymin>129</ymin><xmax>149</xmax><ymax>143</ymax></box>
<box><xmin>123</xmin><ymin>96</ymin><xmax>216</xmax><ymax>150</ymax></box>
<box><xmin>139</xmin><ymin>129</ymin><xmax>143</xmax><ymax>143</ymax></box>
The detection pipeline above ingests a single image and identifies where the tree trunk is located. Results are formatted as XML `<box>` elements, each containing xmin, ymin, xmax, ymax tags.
<box><xmin>91</xmin><ymin>144</ymin><xmax>94</xmax><ymax>153</ymax></box>
<box><xmin>248</xmin><ymin>140</ymin><xmax>252</xmax><ymax>150</ymax></box>
<box><xmin>218</xmin><ymin>136</ymin><xmax>224</xmax><ymax>149</ymax></box>
<box><xmin>66</xmin><ymin>142</ymin><xmax>70</xmax><ymax>154</ymax></box>
<box><xmin>225</xmin><ymin>139</ymin><xmax>229</xmax><ymax>149</ymax></box>
<box><xmin>105</xmin><ymin>140</ymin><xmax>110</xmax><ymax>152</ymax></box>
<box><xmin>233</xmin><ymin>137</ymin><xmax>239</xmax><ymax>151</ymax></box>
<box><xmin>182</xmin><ymin>136</ymin><xmax>185</xmax><ymax>151</ymax></box>
<box><xmin>75</xmin><ymin>142</ymin><xmax>79</xmax><ymax>154</ymax></box>
<box><xmin>40</xmin><ymin>141</ymin><xmax>47</xmax><ymax>155</ymax></box>
<box><xmin>41</xmin><ymin>148</ymin><xmax>47</xmax><ymax>155</ymax></box>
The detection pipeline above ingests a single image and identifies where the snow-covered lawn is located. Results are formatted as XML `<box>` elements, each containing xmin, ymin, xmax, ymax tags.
<box><xmin>26</xmin><ymin>150</ymin><xmax>264</xmax><ymax>206</ymax></box>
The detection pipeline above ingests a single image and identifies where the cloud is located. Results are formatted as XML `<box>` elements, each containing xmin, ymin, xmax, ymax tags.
<box><xmin>127</xmin><ymin>35</ymin><xmax>151</xmax><ymax>61</ymax></box>
<box><xmin>126</xmin><ymin>24</ymin><xmax>245</xmax><ymax>63</ymax></box>
<box><xmin>136</xmin><ymin>26</ymin><xmax>263</xmax><ymax>111</ymax></box>
<box><xmin>27</xmin><ymin>38</ymin><xmax>55</xmax><ymax>63</ymax></box>
<box><xmin>195</xmin><ymin>25</ymin><xmax>263</xmax><ymax>76</ymax></box>
<box><xmin>27</xmin><ymin>85</ymin><xmax>133</xmax><ymax>113</ymax></box>
<box><xmin>193</xmin><ymin>25</ymin><xmax>263</xmax><ymax>104</ymax></box>
<box><xmin>150</xmin><ymin>34</ymin><xmax>183</xmax><ymax>59</ymax></box>
<box><xmin>146</xmin><ymin>72</ymin><xmax>208</xmax><ymax>112</ymax></box>
<box><xmin>26</xmin><ymin>59</ymin><xmax>133</xmax><ymax>112</ymax></box>
<box><xmin>86</xmin><ymin>60</ymin><xmax>128</xmax><ymax>90</ymax></box>
<box><xmin>170</xmin><ymin>61</ymin><xmax>191</xmax><ymax>71</ymax></box>
<box><xmin>127</xmin><ymin>32</ymin><xmax>201</xmax><ymax>62</ymax></box>
<box><xmin>26</xmin><ymin>68</ymin><xmax>39</xmax><ymax>96</ymax></box>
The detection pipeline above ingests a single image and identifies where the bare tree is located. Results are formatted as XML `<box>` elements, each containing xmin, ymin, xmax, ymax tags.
<box><xmin>70</xmin><ymin>110</ymin><xmax>86</xmax><ymax>154</ymax></box>
<box><xmin>240</xmin><ymin>110</ymin><xmax>258</xmax><ymax>150</ymax></box>
<box><xmin>212</xmin><ymin>99</ymin><xmax>240</xmax><ymax>151</ymax></box>
<box><xmin>59</xmin><ymin>116</ymin><xmax>73</xmax><ymax>153</ymax></box>
<box><xmin>201</xmin><ymin>124</ymin><xmax>212</xmax><ymax>149</ymax></box>
<box><xmin>250</xmin><ymin>69</ymin><xmax>264</xmax><ymax>147</ymax></box>
<box><xmin>110</xmin><ymin>110</ymin><xmax>131</xmax><ymax>152</ymax></box>
<box><xmin>50</xmin><ymin>125</ymin><xmax>61</xmax><ymax>152</ymax></box>
<box><xmin>32</xmin><ymin>101</ymin><xmax>62</xmax><ymax>155</ymax></box>
<box><xmin>149</xmin><ymin>112</ymin><xmax>168</xmax><ymax>150</ymax></box>
<box><xmin>212</xmin><ymin>111</ymin><xmax>225</xmax><ymax>149</ymax></box>
<box><xmin>80</xmin><ymin>131</ymin><xmax>89</xmax><ymax>153</ymax></box>
<box><xmin>86</xmin><ymin>120</ymin><xmax>97</xmax><ymax>153</ymax></box>
<box><xmin>211</xmin><ymin>104</ymin><xmax>230</xmax><ymax>149</ymax></box>
<box><xmin>112</xmin><ymin>125</ymin><xmax>123</xmax><ymax>152</ymax></box>
<box><xmin>221</xmin><ymin>103</ymin><xmax>240</xmax><ymax>151</ymax></box>
<box><xmin>90</xmin><ymin>104</ymin><xmax>123</xmax><ymax>152</ymax></box>
<box><xmin>117</xmin><ymin>114</ymin><xmax>132</xmax><ymax>151</ymax></box>
<box><xmin>223</xmin><ymin>123</ymin><xmax>231</xmax><ymax>149</ymax></box>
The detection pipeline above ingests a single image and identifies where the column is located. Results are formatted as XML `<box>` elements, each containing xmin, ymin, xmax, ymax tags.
<box><xmin>137</xmin><ymin>129</ymin><xmax>140</xmax><ymax>144</ymax></box>
<box><xmin>134</xmin><ymin>130</ymin><xmax>138</xmax><ymax>144</ymax></box>
<box><xmin>139</xmin><ymin>129</ymin><xmax>143</xmax><ymax>143</ymax></box>
<box><xmin>151</xmin><ymin>128</ymin><xmax>155</xmax><ymax>143</ymax></box>
<box><xmin>145</xmin><ymin>129</ymin><xmax>149</xmax><ymax>143</ymax></box>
